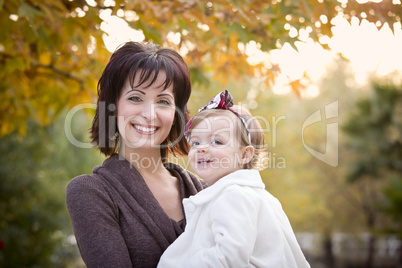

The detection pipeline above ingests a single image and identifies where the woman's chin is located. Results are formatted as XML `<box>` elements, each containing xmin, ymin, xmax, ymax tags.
<box><xmin>121</xmin><ymin>139</ymin><xmax>164</xmax><ymax>151</ymax></box>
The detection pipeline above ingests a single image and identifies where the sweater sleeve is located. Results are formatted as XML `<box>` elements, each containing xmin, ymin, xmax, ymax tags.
<box><xmin>188</xmin><ymin>186</ymin><xmax>260</xmax><ymax>268</ymax></box>
<box><xmin>66</xmin><ymin>175</ymin><xmax>132</xmax><ymax>268</ymax></box>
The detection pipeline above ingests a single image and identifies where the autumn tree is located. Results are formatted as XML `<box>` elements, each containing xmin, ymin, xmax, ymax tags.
<box><xmin>1</xmin><ymin>0</ymin><xmax>401</xmax><ymax>135</ymax></box>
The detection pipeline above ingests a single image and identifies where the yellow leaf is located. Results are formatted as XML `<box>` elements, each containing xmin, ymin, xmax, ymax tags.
<box><xmin>229</xmin><ymin>32</ymin><xmax>239</xmax><ymax>51</ymax></box>
<box><xmin>288</xmin><ymin>78</ymin><xmax>305</xmax><ymax>98</ymax></box>
<box><xmin>208</xmin><ymin>21</ymin><xmax>224</xmax><ymax>38</ymax></box>
<box><xmin>39</xmin><ymin>52</ymin><xmax>52</xmax><ymax>65</ymax></box>
<box><xmin>17</xmin><ymin>122</ymin><xmax>27</xmax><ymax>135</ymax></box>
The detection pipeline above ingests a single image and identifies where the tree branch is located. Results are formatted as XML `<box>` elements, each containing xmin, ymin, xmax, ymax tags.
<box><xmin>33</xmin><ymin>63</ymin><xmax>85</xmax><ymax>91</ymax></box>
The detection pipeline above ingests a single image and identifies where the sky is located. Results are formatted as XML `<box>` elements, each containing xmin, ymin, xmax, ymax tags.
<box><xmin>98</xmin><ymin>8</ymin><xmax>402</xmax><ymax>98</ymax></box>
<box><xmin>271</xmin><ymin>16</ymin><xmax>402</xmax><ymax>97</ymax></box>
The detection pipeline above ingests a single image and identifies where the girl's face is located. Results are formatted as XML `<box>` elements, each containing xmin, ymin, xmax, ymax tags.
<box><xmin>188</xmin><ymin>112</ymin><xmax>249</xmax><ymax>186</ymax></box>
<box><xmin>116</xmin><ymin>70</ymin><xmax>176</xmax><ymax>153</ymax></box>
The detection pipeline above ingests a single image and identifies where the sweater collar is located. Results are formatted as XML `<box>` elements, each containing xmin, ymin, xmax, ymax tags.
<box><xmin>186</xmin><ymin>169</ymin><xmax>265</xmax><ymax>206</ymax></box>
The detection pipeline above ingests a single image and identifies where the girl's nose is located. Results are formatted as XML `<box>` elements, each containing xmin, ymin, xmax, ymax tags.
<box><xmin>197</xmin><ymin>144</ymin><xmax>208</xmax><ymax>153</ymax></box>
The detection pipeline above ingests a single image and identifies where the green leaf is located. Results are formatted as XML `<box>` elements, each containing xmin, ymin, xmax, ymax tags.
<box><xmin>131</xmin><ymin>20</ymin><xmax>162</xmax><ymax>44</ymax></box>
<box><xmin>18</xmin><ymin>2</ymin><xmax>44</xmax><ymax>21</ymax></box>
<box><xmin>6</xmin><ymin>57</ymin><xmax>26</xmax><ymax>73</ymax></box>
<box><xmin>189</xmin><ymin>66</ymin><xmax>210</xmax><ymax>86</ymax></box>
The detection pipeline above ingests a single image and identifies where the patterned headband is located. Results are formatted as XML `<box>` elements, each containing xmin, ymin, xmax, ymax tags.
<box><xmin>184</xmin><ymin>90</ymin><xmax>251</xmax><ymax>143</ymax></box>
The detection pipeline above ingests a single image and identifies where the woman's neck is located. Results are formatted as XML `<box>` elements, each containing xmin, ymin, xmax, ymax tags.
<box><xmin>120</xmin><ymin>145</ymin><xmax>166</xmax><ymax>176</ymax></box>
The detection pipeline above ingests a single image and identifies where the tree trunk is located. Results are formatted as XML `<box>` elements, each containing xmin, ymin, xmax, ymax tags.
<box><xmin>398</xmin><ymin>239</ymin><xmax>402</xmax><ymax>268</ymax></box>
<box><xmin>365</xmin><ymin>234</ymin><xmax>375</xmax><ymax>268</ymax></box>
<box><xmin>323</xmin><ymin>232</ymin><xmax>335</xmax><ymax>268</ymax></box>
<box><xmin>364</xmin><ymin>209</ymin><xmax>376</xmax><ymax>268</ymax></box>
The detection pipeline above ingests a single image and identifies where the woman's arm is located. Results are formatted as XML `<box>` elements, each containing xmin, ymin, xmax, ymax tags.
<box><xmin>66</xmin><ymin>175</ymin><xmax>132</xmax><ymax>267</ymax></box>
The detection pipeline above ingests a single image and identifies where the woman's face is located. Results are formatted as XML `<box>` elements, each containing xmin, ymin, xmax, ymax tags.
<box><xmin>116</xmin><ymin>70</ymin><xmax>176</xmax><ymax>152</ymax></box>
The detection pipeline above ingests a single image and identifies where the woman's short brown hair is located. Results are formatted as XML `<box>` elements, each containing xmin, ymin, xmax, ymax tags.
<box><xmin>91</xmin><ymin>42</ymin><xmax>191</xmax><ymax>162</ymax></box>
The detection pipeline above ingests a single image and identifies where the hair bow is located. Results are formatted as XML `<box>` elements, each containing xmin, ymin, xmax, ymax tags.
<box><xmin>184</xmin><ymin>90</ymin><xmax>251</xmax><ymax>142</ymax></box>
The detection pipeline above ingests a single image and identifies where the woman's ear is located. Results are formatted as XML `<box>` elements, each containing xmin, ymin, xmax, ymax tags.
<box><xmin>241</xmin><ymin>145</ymin><xmax>255</xmax><ymax>165</ymax></box>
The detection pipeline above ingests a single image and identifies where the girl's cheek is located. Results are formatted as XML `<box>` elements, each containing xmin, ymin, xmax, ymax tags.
<box><xmin>187</xmin><ymin>152</ymin><xmax>195</xmax><ymax>163</ymax></box>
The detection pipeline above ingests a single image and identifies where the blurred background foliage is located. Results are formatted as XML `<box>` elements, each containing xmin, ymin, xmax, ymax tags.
<box><xmin>0</xmin><ymin>109</ymin><xmax>104</xmax><ymax>267</ymax></box>
<box><xmin>1</xmin><ymin>0</ymin><xmax>401</xmax><ymax>135</ymax></box>
<box><xmin>1</xmin><ymin>0</ymin><xmax>402</xmax><ymax>267</ymax></box>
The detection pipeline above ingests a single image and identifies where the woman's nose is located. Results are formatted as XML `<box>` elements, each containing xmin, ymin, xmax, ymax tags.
<box><xmin>141</xmin><ymin>103</ymin><xmax>156</xmax><ymax>121</ymax></box>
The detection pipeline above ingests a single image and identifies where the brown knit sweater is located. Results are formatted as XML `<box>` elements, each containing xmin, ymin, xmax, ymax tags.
<box><xmin>66</xmin><ymin>154</ymin><xmax>206</xmax><ymax>268</ymax></box>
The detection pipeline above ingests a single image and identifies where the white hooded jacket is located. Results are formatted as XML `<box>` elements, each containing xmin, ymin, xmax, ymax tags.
<box><xmin>158</xmin><ymin>169</ymin><xmax>310</xmax><ymax>268</ymax></box>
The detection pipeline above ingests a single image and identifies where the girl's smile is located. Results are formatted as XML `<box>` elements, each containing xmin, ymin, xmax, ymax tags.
<box><xmin>195</xmin><ymin>156</ymin><xmax>214</xmax><ymax>166</ymax></box>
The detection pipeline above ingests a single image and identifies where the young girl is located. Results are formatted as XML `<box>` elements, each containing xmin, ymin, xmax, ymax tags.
<box><xmin>158</xmin><ymin>90</ymin><xmax>310</xmax><ymax>268</ymax></box>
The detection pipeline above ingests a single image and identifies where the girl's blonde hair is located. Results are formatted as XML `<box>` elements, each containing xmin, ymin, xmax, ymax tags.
<box><xmin>188</xmin><ymin>105</ymin><xmax>267</xmax><ymax>170</ymax></box>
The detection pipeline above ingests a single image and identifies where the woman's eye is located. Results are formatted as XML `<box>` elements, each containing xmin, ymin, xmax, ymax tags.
<box><xmin>128</xmin><ymin>96</ymin><xmax>141</xmax><ymax>102</ymax></box>
<box><xmin>158</xmin><ymin>99</ymin><xmax>171</xmax><ymax>106</ymax></box>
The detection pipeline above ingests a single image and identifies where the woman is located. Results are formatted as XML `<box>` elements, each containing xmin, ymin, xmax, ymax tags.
<box><xmin>66</xmin><ymin>42</ymin><xmax>206</xmax><ymax>267</ymax></box>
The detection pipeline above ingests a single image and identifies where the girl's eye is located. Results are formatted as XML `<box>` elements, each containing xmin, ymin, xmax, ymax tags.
<box><xmin>158</xmin><ymin>99</ymin><xmax>172</xmax><ymax>106</ymax></box>
<box><xmin>190</xmin><ymin>141</ymin><xmax>200</xmax><ymax>147</ymax></box>
<box><xmin>212</xmin><ymin>140</ymin><xmax>223</xmax><ymax>146</ymax></box>
<box><xmin>128</xmin><ymin>96</ymin><xmax>141</xmax><ymax>102</ymax></box>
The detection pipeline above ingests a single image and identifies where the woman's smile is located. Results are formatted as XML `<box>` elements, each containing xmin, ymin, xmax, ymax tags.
<box><xmin>132</xmin><ymin>123</ymin><xmax>159</xmax><ymax>135</ymax></box>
